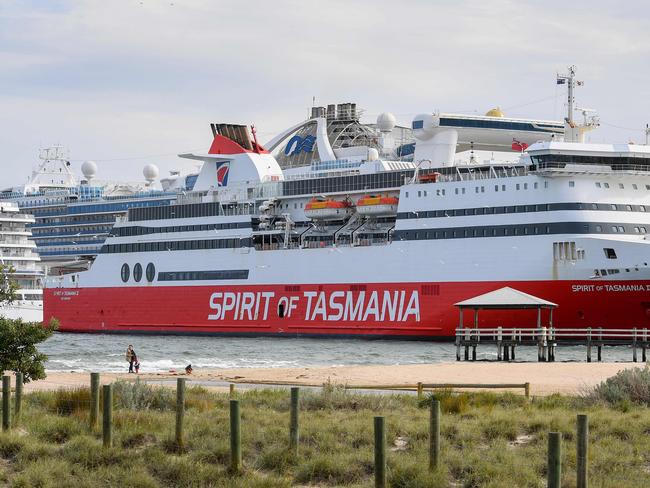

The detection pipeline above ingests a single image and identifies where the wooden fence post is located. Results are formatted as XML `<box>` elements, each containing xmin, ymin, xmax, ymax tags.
<box><xmin>289</xmin><ymin>387</ymin><xmax>299</xmax><ymax>458</ymax></box>
<box><xmin>229</xmin><ymin>383</ymin><xmax>235</xmax><ymax>398</ymax></box>
<box><xmin>102</xmin><ymin>384</ymin><xmax>113</xmax><ymax>448</ymax></box>
<box><xmin>547</xmin><ymin>432</ymin><xmax>562</xmax><ymax>488</ymax></box>
<box><xmin>374</xmin><ymin>416</ymin><xmax>386</xmax><ymax>488</ymax></box>
<box><xmin>14</xmin><ymin>372</ymin><xmax>23</xmax><ymax>423</ymax></box>
<box><xmin>524</xmin><ymin>382</ymin><xmax>530</xmax><ymax>399</ymax></box>
<box><xmin>429</xmin><ymin>399</ymin><xmax>440</xmax><ymax>470</ymax></box>
<box><xmin>90</xmin><ymin>373</ymin><xmax>100</xmax><ymax>429</ymax></box>
<box><xmin>176</xmin><ymin>378</ymin><xmax>186</xmax><ymax>448</ymax></box>
<box><xmin>577</xmin><ymin>414</ymin><xmax>588</xmax><ymax>488</ymax></box>
<box><xmin>2</xmin><ymin>376</ymin><xmax>10</xmax><ymax>431</ymax></box>
<box><xmin>230</xmin><ymin>400</ymin><xmax>242</xmax><ymax>472</ymax></box>
<box><xmin>417</xmin><ymin>382</ymin><xmax>423</xmax><ymax>401</ymax></box>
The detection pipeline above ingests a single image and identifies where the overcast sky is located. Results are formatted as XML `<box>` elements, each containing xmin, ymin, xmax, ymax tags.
<box><xmin>1</xmin><ymin>0</ymin><xmax>649</xmax><ymax>188</ymax></box>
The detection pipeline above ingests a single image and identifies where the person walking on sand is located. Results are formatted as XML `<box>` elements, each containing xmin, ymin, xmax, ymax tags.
<box><xmin>126</xmin><ymin>345</ymin><xmax>136</xmax><ymax>373</ymax></box>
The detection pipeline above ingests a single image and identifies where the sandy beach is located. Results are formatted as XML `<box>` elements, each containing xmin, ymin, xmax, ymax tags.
<box><xmin>21</xmin><ymin>362</ymin><xmax>642</xmax><ymax>396</ymax></box>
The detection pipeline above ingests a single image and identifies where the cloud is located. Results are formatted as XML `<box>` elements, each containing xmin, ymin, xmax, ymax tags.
<box><xmin>0</xmin><ymin>0</ymin><xmax>649</xmax><ymax>187</ymax></box>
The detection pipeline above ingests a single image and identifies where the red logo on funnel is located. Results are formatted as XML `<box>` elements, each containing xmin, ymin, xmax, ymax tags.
<box><xmin>216</xmin><ymin>162</ymin><xmax>230</xmax><ymax>186</ymax></box>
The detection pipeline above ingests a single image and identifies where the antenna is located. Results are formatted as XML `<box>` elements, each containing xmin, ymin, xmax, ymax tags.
<box><xmin>556</xmin><ymin>65</ymin><xmax>583</xmax><ymax>126</ymax></box>
<box><xmin>646</xmin><ymin>124</ymin><xmax>650</xmax><ymax>145</ymax></box>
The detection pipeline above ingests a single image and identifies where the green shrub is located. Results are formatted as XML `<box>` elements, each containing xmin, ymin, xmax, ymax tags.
<box><xmin>588</xmin><ymin>366</ymin><xmax>650</xmax><ymax>406</ymax></box>
<box><xmin>112</xmin><ymin>379</ymin><xmax>174</xmax><ymax>411</ymax></box>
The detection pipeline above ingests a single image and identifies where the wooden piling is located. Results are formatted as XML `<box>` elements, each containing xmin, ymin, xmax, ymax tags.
<box><xmin>230</xmin><ymin>400</ymin><xmax>242</xmax><ymax>473</ymax></box>
<box><xmin>176</xmin><ymin>378</ymin><xmax>186</xmax><ymax>448</ymax></box>
<box><xmin>102</xmin><ymin>384</ymin><xmax>113</xmax><ymax>448</ymax></box>
<box><xmin>374</xmin><ymin>416</ymin><xmax>386</xmax><ymax>488</ymax></box>
<box><xmin>229</xmin><ymin>383</ymin><xmax>235</xmax><ymax>398</ymax></box>
<box><xmin>524</xmin><ymin>382</ymin><xmax>530</xmax><ymax>399</ymax></box>
<box><xmin>90</xmin><ymin>373</ymin><xmax>100</xmax><ymax>429</ymax></box>
<box><xmin>429</xmin><ymin>399</ymin><xmax>440</xmax><ymax>470</ymax></box>
<box><xmin>633</xmin><ymin>328</ymin><xmax>638</xmax><ymax>362</ymax></box>
<box><xmin>2</xmin><ymin>376</ymin><xmax>10</xmax><ymax>431</ymax></box>
<box><xmin>547</xmin><ymin>432</ymin><xmax>562</xmax><ymax>488</ymax></box>
<box><xmin>597</xmin><ymin>345</ymin><xmax>602</xmax><ymax>362</ymax></box>
<box><xmin>417</xmin><ymin>382</ymin><xmax>423</xmax><ymax>400</ymax></box>
<box><xmin>577</xmin><ymin>414</ymin><xmax>588</xmax><ymax>488</ymax></box>
<box><xmin>289</xmin><ymin>387</ymin><xmax>299</xmax><ymax>458</ymax></box>
<box><xmin>14</xmin><ymin>372</ymin><xmax>23</xmax><ymax>423</ymax></box>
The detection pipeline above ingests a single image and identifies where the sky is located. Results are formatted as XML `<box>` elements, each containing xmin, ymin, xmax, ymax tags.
<box><xmin>1</xmin><ymin>0</ymin><xmax>649</xmax><ymax>188</ymax></box>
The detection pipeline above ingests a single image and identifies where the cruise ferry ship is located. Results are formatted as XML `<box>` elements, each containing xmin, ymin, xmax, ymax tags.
<box><xmin>0</xmin><ymin>202</ymin><xmax>43</xmax><ymax>322</ymax></box>
<box><xmin>45</xmin><ymin>69</ymin><xmax>650</xmax><ymax>338</ymax></box>
<box><xmin>0</xmin><ymin>146</ymin><xmax>178</xmax><ymax>274</ymax></box>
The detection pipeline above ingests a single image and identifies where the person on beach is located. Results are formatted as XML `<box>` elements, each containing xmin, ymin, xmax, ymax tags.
<box><xmin>185</xmin><ymin>364</ymin><xmax>193</xmax><ymax>375</ymax></box>
<box><xmin>133</xmin><ymin>354</ymin><xmax>140</xmax><ymax>374</ymax></box>
<box><xmin>126</xmin><ymin>345</ymin><xmax>136</xmax><ymax>373</ymax></box>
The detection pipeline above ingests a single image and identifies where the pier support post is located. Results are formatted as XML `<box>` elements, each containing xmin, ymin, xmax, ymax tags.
<box><xmin>176</xmin><ymin>378</ymin><xmax>186</xmax><ymax>448</ymax></box>
<box><xmin>417</xmin><ymin>382</ymin><xmax>423</xmax><ymax>400</ymax></box>
<box><xmin>374</xmin><ymin>416</ymin><xmax>386</xmax><ymax>488</ymax></box>
<box><xmin>2</xmin><ymin>376</ymin><xmax>10</xmax><ymax>431</ymax></box>
<box><xmin>102</xmin><ymin>384</ymin><xmax>113</xmax><ymax>448</ymax></box>
<box><xmin>547</xmin><ymin>432</ymin><xmax>562</xmax><ymax>488</ymax></box>
<box><xmin>14</xmin><ymin>372</ymin><xmax>23</xmax><ymax>423</ymax></box>
<box><xmin>429</xmin><ymin>399</ymin><xmax>440</xmax><ymax>471</ymax></box>
<box><xmin>510</xmin><ymin>345</ymin><xmax>516</xmax><ymax>361</ymax></box>
<box><xmin>504</xmin><ymin>345</ymin><xmax>510</xmax><ymax>361</ymax></box>
<box><xmin>633</xmin><ymin>328</ymin><xmax>638</xmax><ymax>362</ymax></box>
<box><xmin>230</xmin><ymin>400</ymin><xmax>242</xmax><ymax>473</ymax></box>
<box><xmin>597</xmin><ymin>346</ymin><xmax>602</xmax><ymax>362</ymax></box>
<box><xmin>90</xmin><ymin>373</ymin><xmax>100</xmax><ymax>430</ymax></box>
<box><xmin>577</xmin><ymin>414</ymin><xmax>588</xmax><ymax>488</ymax></box>
<box><xmin>464</xmin><ymin>345</ymin><xmax>469</xmax><ymax>361</ymax></box>
<box><xmin>289</xmin><ymin>387</ymin><xmax>299</xmax><ymax>458</ymax></box>
<box><xmin>471</xmin><ymin>345</ymin><xmax>477</xmax><ymax>361</ymax></box>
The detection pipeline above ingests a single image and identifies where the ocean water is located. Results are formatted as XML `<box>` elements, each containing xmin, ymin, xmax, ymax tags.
<box><xmin>41</xmin><ymin>332</ymin><xmax>638</xmax><ymax>373</ymax></box>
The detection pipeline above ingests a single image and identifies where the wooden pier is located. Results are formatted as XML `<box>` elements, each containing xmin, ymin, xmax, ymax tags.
<box><xmin>455</xmin><ymin>327</ymin><xmax>650</xmax><ymax>362</ymax></box>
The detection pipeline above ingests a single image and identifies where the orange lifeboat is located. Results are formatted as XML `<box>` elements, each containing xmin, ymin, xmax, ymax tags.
<box><xmin>356</xmin><ymin>195</ymin><xmax>399</xmax><ymax>217</ymax></box>
<box><xmin>304</xmin><ymin>197</ymin><xmax>352</xmax><ymax>221</ymax></box>
<box><xmin>419</xmin><ymin>172</ymin><xmax>441</xmax><ymax>183</ymax></box>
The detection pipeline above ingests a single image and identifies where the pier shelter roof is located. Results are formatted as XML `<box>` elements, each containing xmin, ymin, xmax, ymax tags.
<box><xmin>454</xmin><ymin>287</ymin><xmax>557</xmax><ymax>310</ymax></box>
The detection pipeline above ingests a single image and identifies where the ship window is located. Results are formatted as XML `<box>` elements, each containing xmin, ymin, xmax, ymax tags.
<box><xmin>604</xmin><ymin>248</ymin><xmax>617</xmax><ymax>259</ymax></box>
<box><xmin>611</xmin><ymin>226</ymin><xmax>618</xmax><ymax>233</ymax></box>
<box><xmin>454</xmin><ymin>188</ymin><xmax>458</xmax><ymax>195</ymax></box>
<box><xmin>481</xmin><ymin>186</ymin><xmax>485</xmax><ymax>193</ymax></box>
<box><xmin>618</xmin><ymin>226</ymin><xmax>625</xmax><ymax>233</ymax></box>
<box><xmin>604</xmin><ymin>182</ymin><xmax>610</xmax><ymax>188</ymax></box>
<box><xmin>569</xmin><ymin>181</ymin><xmax>575</xmax><ymax>187</ymax></box>
<box><xmin>611</xmin><ymin>204</ymin><xmax>617</xmax><ymax>210</ymax></box>
<box><xmin>120</xmin><ymin>263</ymin><xmax>130</xmax><ymax>283</ymax></box>
<box><xmin>523</xmin><ymin>183</ymin><xmax>528</xmax><ymax>190</ymax></box>
<box><xmin>418</xmin><ymin>191</ymin><xmax>421</xmax><ymax>197</ymax></box>
<box><xmin>595</xmin><ymin>182</ymin><xmax>601</xmax><ymax>188</ymax></box>
<box><xmin>595</xmin><ymin>225</ymin><xmax>602</xmax><ymax>232</ymax></box>
<box><xmin>591</xmin><ymin>203</ymin><xmax>598</xmax><ymax>210</ymax></box>
<box><xmin>502</xmin><ymin>185</ymin><xmax>506</xmax><ymax>191</ymax></box>
<box><xmin>534</xmin><ymin>182</ymin><xmax>538</xmax><ymax>189</ymax></box>
<box><xmin>626</xmin><ymin>205</ymin><xmax>632</xmax><ymax>211</ymax></box>
<box><xmin>544</xmin><ymin>182</ymin><xmax>549</xmax><ymax>188</ymax></box>
<box><xmin>423</xmin><ymin>190</ymin><xmax>427</xmax><ymax>196</ymax></box>
<box><xmin>516</xmin><ymin>184</ymin><xmax>520</xmax><ymax>190</ymax></box>
<box><xmin>146</xmin><ymin>263</ymin><xmax>155</xmax><ymax>282</ymax></box>
<box><xmin>133</xmin><ymin>263</ymin><xmax>143</xmax><ymax>282</ymax></box>
<box><xmin>646</xmin><ymin>185</ymin><xmax>650</xmax><ymax>190</ymax></box>
<box><xmin>462</xmin><ymin>188</ymin><xmax>466</xmax><ymax>194</ymax></box>
<box><xmin>633</xmin><ymin>184</ymin><xmax>638</xmax><ymax>190</ymax></box>
<box><xmin>619</xmin><ymin>183</ymin><xmax>624</xmax><ymax>189</ymax></box>
<box><xmin>642</xmin><ymin>227</ymin><xmax>648</xmax><ymax>233</ymax></box>
<box><xmin>494</xmin><ymin>185</ymin><xmax>499</xmax><ymax>192</ymax></box>
<box><xmin>640</xmin><ymin>205</ymin><xmax>646</xmax><ymax>212</ymax></box>
<box><xmin>634</xmin><ymin>227</ymin><xmax>640</xmax><ymax>233</ymax></box>
<box><xmin>475</xmin><ymin>186</ymin><xmax>479</xmax><ymax>193</ymax></box>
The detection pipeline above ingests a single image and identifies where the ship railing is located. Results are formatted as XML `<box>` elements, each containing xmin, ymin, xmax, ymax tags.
<box><xmin>532</xmin><ymin>162</ymin><xmax>650</xmax><ymax>175</ymax></box>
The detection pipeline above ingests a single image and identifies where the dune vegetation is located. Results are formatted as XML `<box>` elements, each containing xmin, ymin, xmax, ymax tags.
<box><xmin>1</xmin><ymin>372</ymin><xmax>650</xmax><ymax>487</ymax></box>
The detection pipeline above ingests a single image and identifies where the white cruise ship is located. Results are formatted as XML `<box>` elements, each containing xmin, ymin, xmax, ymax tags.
<box><xmin>0</xmin><ymin>202</ymin><xmax>43</xmax><ymax>322</ymax></box>
<box><xmin>45</xmin><ymin>68</ymin><xmax>650</xmax><ymax>338</ymax></box>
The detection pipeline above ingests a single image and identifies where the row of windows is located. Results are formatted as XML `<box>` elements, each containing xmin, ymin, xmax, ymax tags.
<box><xmin>103</xmin><ymin>238</ymin><xmax>251</xmax><ymax>254</ymax></box>
<box><xmin>405</xmin><ymin>181</ymin><xmax>549</xmax><ymax>198</ymax></box>
<box><xmin>120</xmin><ymin>263</ymin><xmax>156</xmax><ymax>283</ymax></box>
<box><xmin>397</xmin><ymin>202</ymin><xmax>650</xmax><ymax>220</ymax></box>
<box><xmin>394</xmin><ymin>221</ymin><xmax>642</xmax><ymax>241</ymax></box>
<box><xmin>110</xmin><ymin>221</ymin><xmax>251</xmax><ymax>237</ymax></box>
<box><xmin>36</xmin><ymin>198</ymin><xmax>173</xmax><ymax>218</ymax></box>
<box><xmin>437</xmin><ymin>118</ymin><xmax>562</xmax><ymax>133</ymax></box>
<box><xmin>158</xmin><ymin>269</ymin><xmax>249</xmax><ymax>281</ymax></box>
<box><xmin>595</xmin><ymin>181</ymin><xmax>650</xmax><ymax>190</ymax></box>
<box><xmin>531</xmin><ymin>154</ymin><xmax>650</xmax><ymax>167</ymax></box>
<box><xmin>282</xmin><ymin>170</ymin><xmax>412</xmax><ymax>197</ymax></box>
<box><xmin>129</xmin><ymin>202</ymin><xmax>256</xmax><ymax>222</ymax></box>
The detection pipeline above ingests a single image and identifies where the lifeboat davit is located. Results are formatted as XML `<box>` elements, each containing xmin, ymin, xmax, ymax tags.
<box><xmin>304</xmin><ymin>197</ymin><xmax>352</xmax><ymax>221</ymax></box>
<box><xmin>356</xmin><ymin>195</ymin><xmax>399</xmax><ymax>217</ymax></box>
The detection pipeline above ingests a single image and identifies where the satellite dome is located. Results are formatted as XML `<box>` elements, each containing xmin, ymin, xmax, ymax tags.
<box><xmin>376</xmin><ymin>112</ymin><xmax>396</xmax><ymax>132</ymax></box>
<box><xmin>81</xmin><ymin>160</ymin><xmax>97</xmax><ymax>181</ymax></box>
<box><xmin>485</xmin><ymin>107</ymin><xmax>504</xmax><ymax>117</ymax></box>
<box><xmin>143</xmin><ymin>163</ymin><xmax>159</xmax><ymax>183</ymax></box>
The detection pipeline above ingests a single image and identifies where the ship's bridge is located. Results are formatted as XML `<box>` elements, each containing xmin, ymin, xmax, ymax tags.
<box><xmin>528</xmin><ymin>141</ymin><xmax>650</xmax><ymax>176</ymax></box>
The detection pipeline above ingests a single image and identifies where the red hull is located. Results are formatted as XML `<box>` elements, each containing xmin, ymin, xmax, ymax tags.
<box><xmin>44</xmin><ymin>280</ymin><xmax>650</xmax><ymax>338</ymax></box>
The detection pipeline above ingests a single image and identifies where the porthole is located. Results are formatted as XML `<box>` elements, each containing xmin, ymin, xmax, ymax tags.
<box><xmin>133</xmin><ymin>263</ymin><xmax>143</xmax><ymax>282</ymax></box>
<box><xmin>146</xmin><ymin>263</ymin><xmax>156</xmax><ymax>282</ymax></box>
<box><xmin>120</xmin><ymin>263</ymin><xmax>130</xmax><ymax>283</ymax></box>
